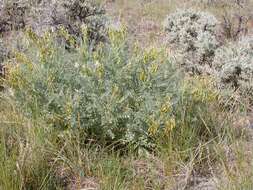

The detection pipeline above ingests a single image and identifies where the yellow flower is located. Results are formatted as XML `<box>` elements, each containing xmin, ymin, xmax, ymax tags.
<box><xmin>15</xmin><ymin>52</ymin><xmax>33</xmax><ymax>70</ymax></box>
<box><xmin>26</xmin><ymin>27</ymin><xmax>39</xmax><ymax>43</ymax></box>
<box><xmin>164</xmin><ymin>118</ymin><xmax>176</xmax><ymax>135</ymax></box>
<box><xmin>139</xmin><ymin>70</ymin><xmax>147</xmax><ymax>81</ymax></box>
<box><xmin>151</xmin><ymin>64</ymin><xmax>159</xmax><ymax>73</ymax></box>
<box><xmin>148</xmin><ymin>119</ymin><xmax>159</xmax><ymax>136</ymax></box>
<box><xmin>112</xmin><ymin>85</ymin><xmax>120</xmax><ymax>98</ymax></box>
<box><xmin>160</xmin><ymin>104</ymin><xmax>171</xmax><ymax>113</ymax></box>
<box><xmin>95</xmin><ymin>61</ymin><xmax>104</xmax><ymax>78</ymax></box>
<box><xmin>160</xmin><ymin>98</ymin><xmax>172</xmax><ymax>113</ymax></box>
<box><xmin>96</xmin><ymin>65</ymin><xmax>104</xmax><ymax>78</ymax></box>
<box><xmin>65</xmin><ymin>101</ymin><xmax>73</xmax><ymax>117</ymax></box>
<box><xmin>143</xmin><ymin>48</ymin><xmax>158</xmax><ymax>64</ymax></box>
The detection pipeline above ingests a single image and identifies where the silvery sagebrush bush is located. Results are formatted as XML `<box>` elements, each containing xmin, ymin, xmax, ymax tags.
<box><xmin>213</xmin><ymin>36</ymin><xmax>253</xmax><ymax>101</ymax></box>
<box><xmin>164</xmin><ymin>8</ymin><xmax>220</xmax><ymax>75</ymax></box>
<box><xmin>31</xmin><ymin>0</ymin><xmax>108</xmax><ymax>45</ymax></box>
<box><xmin>0</xmin><ymin>0</ymin><xmax>28</xmax><ymax>33</ymax></box>
<box><xmin>61</xmin><ymin>0</ymin><xmax>108</xmax><ymax>46</ymax></box>
<box><xmin>0</xmin><ymin>39</ymin><xmax>6</xmax><ymax>78</ymax></box>
<box><xmin>0</xmin><ymin>0</ymin><xmax>107</xmax><ymax>47</ymax></box>
<box><xmin>0</xmin><ymin>39</ymin><xmax>7</xmax><ymax>64</ymax></box>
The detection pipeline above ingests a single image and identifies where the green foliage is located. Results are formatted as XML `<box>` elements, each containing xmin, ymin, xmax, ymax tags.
<box><xmin>0</xmin><ymin>97</ymin><xmax>57</xmax><ymax>190</ymax></box>
<box><xmin>5</xmin><ymin>27</ymin><xmax>226</xmax><ymax>152</ymax></box>
<box><xmin>0</xmin><ymin>1</ymin><xmax>252</xmax><ymax>189</ymax></box>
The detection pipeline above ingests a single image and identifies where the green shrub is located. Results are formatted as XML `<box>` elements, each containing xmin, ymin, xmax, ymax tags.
<box><xmin>6</xmin><ymin>27</ymin><xmax>226</xmax><ymax>151</ymax></box>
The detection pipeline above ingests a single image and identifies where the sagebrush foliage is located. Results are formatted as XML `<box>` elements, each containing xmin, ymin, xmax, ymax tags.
<box><xmin>5</xmin><ymin>28</ymin><xmax>223</xmax><ymax>150</ymax></box>
<box><xmin>0</xmin><ymin>39</ymin><xmax>6</xmax><ymax>64</ymax></box>
<box><xmin>0</xmin><ymin>0</ymin><xmax>107</xmax><ymax>46</ymax></box>
<box><xmin>164</xmin><ymin>8</ymin><xmax>220</xmax><ymax>75</ymax></box>
<box><xmin>213</xmin><ymin>36</ymin><xmax>253</xmax><ymax>102</ymax></box>
<box><xmin>48</xmin><ymin>0</ymin><xmax>108</xmax><ymax>46</ymax></box>
<box><xmin>0</xmin><ymin>0</ymin><xmax>28</xmax><ymax>33</ymax></box>
<box><xmin>0</xmin><ymin>39</ymin><xmax>7</xmax><ymax>78</ymax></box>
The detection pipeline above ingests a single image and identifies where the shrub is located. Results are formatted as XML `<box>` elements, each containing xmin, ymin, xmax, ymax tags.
<box><xmin>6</xmin><ymin>28</ymin><xmax>225</xmax><ymax>151</ymax></box>
<box><xmin>164</xmin><ymin>9</ymin><xmax>220</xmax><ymax>75</ymax></box>
<box><xmin>62</xmin><ymin>0</ymin><xmax>107</xmax><ymax>45</ymax></box>
<box><xmin>213</xmin><ymin>36</ymin><xmax>253</xmax><ymax>102</ymax></box>
<box><xmin>0</xmin><ymin>0</ymin><xmax>28</xmax><ymax>33</ymax></box>
<box><xmin>0</xmin><ymin>39</ymin><xmax>6</xmax><ymax>64</ymax></box>
<box><xmin>27</xmin><ymin>0</ymin><xmax>107</xmax><ymax>47</ymax></box>
<box><xmin>0</xmin><ymin>39</ymin><xmax>7</xmax><ymax>78</ymax></box>
<box><xmin>0</xmin><ymin>0</ymin><xmax>107</xmax><ymax>47</ymax></box>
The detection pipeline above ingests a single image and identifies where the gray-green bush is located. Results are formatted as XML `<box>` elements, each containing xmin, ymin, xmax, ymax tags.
<box><xmin>164</xmin><ymin>8</ymin><xmax>220</xmax><ymax>75</ymax></box>
<box><xmin>0</xmin><ymin>39</ymin><xmax>6</xmax><ymax>63</ymax></box>
<box><xmin>213</xmin><ymin>36</ymin><xmax>253</xmax><ymax>102</ymax></box>
<box><xmin>0</xmin><ymin>39</ymin><xmax>7</xmax><ymax>78</ymax></box>
<box><xmin>0</xmin><ymin>0</ymin><xmax>107</xmax><ymax>46</ymax></box>
<box><xmin>0</xmin><ymin>0</ymin><xmax>28</xmax><ymax>33</ymax></box>
<box><xmin>62</xmin><ymin>0</ymin><xmax>107</xmax><ymax>45</ymax></box>
<box><xmin>6</xmin><ymin>28</ymin><xmax>224</xmax><ymax>151</ymax></box>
